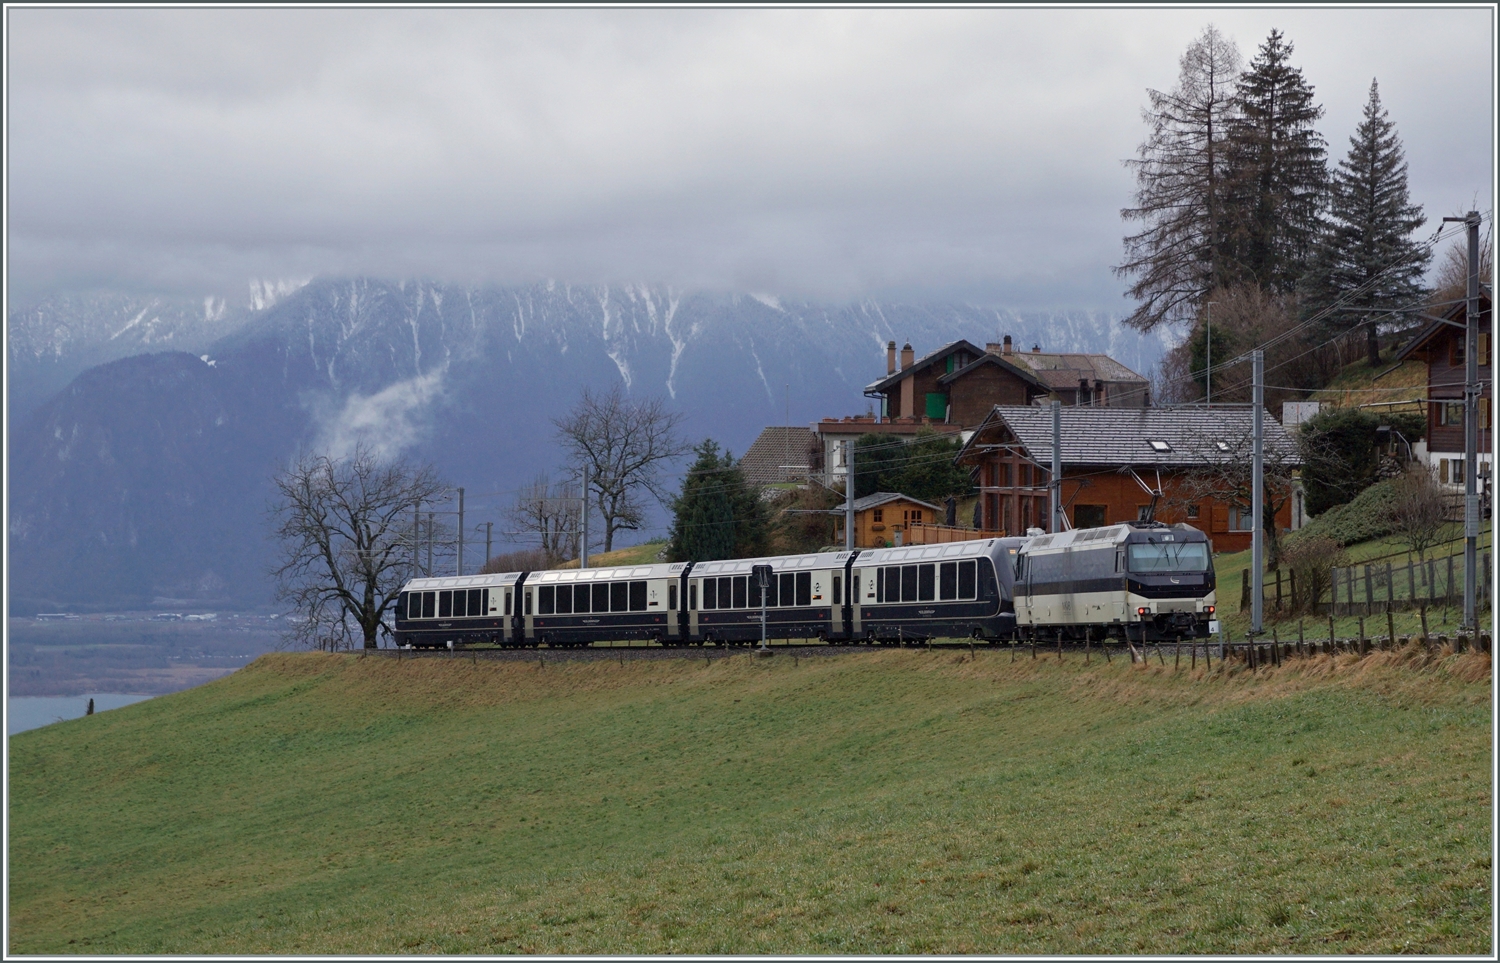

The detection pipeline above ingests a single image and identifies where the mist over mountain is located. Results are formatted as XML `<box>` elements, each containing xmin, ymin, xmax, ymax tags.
<box><xmin>7</xmin><ymin>278</ymin><xmax>1170</xmax><ymax>612</ymax></box>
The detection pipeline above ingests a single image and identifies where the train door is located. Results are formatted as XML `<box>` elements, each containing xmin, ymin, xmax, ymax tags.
<box><xmin>841</xmin><ymin>557</ymin><xmax>858</xmax><ymax>638</ymax></box>
<box><xmin>687</xmin><ymin>577</ymin><xmax>700</xmax><ymax>639</ymax></box>
<box><xmin>516</xmin><ymin>573</ymin><xmax>535</xmax><ymax>643</ymax></box>
<box><xmin>676</xmin><ymin>565</ymin><xmax>694</xmax><ymax>642</ymax></box>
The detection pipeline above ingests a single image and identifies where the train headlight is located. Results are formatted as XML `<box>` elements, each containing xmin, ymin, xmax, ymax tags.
<box><xmin>1136</xmin><ymin>607</ymin><xmax>1149</xmax><ymax>616</ymax></box>
<box><xmin>1205</xmin><ymin>605</ymin><xmax>1215</xmax><ymax>615</ymax></box>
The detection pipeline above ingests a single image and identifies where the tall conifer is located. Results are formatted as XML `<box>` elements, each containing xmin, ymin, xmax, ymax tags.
<box><xmin>1301</xmin><ymin>79</ymin><xmax>1429</xmax><ymax>365</ymax></box>
<box><xmin>1222</xmin><ymin>29</ymin><xmax>1328</xmax><ymax>294</ymax></box>
<box><xmin>665</xmin><ymin>441</ymin><xmax>769</xmax><ymax>562</ymax></box>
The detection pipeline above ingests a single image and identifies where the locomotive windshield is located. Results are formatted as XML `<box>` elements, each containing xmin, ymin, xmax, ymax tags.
<box><xmin>1127</xmin><ymin>541</ymin><xmax>1210</xmax><ymax>573</ymax></box>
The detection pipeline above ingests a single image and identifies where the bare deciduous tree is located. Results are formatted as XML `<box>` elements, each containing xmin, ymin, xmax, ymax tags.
<box><xmin>1387</xmin><ymin>465</ymin><xmax>1448</xmax><ymax>562</ymax></box>
<box><xmin>553</xmin><ymin>385</ymin><xmax>689</xmax><ymax>553</ymax></box>
<box><xmin>506</xmin><ymin>474</ymin><xmax>581</xmax><ymax>566</ymax></box>
<box><xmin>1278</xmin><ymin>532</ymin><xmax>1347</xmax><ymax>612</ymax></box>
<box><xmin>269</xmin><ymin>445</ymin><xmax>446</xmax><ymax>650</ymax></box>
<box><xmin>1163</xmin><ymin>421</ymin><xmax>1299</xmax><ymax>567</ymax></box>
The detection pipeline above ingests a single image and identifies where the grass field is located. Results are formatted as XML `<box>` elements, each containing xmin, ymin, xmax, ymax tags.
<box><xmin>8</xmin><ymin>646</ymin><xmax>1491</xmax><ymax>954</ymax></box>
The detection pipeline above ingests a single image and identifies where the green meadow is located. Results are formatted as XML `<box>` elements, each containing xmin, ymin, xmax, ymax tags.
<box><xmin>8</xmin><ymin>645</ymin><xmax>1491</xmax><ymax>954</ymax></box>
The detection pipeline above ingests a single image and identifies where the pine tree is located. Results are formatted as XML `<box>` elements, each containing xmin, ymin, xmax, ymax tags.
<box><xmin>1301</xmin><ymin>79</ymin><xmax>1429</xmax><ymax>365</ymax></box>
<box><xmin>1115</xmin><ymin>25</ymin><xmax>1243</xmax><ymax>332</ymax></box>
<box><xmin>1222</xmin><ymin>29</ymin><xmax>1329</xmax><ymax>294</ymax></box>
<box><xmin>665</xmin><ymin>441</ymin><xmax>770</xmax><ymax>562</ymax></box>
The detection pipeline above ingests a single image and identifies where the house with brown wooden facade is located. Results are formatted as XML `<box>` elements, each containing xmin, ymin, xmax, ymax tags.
<box><xmin>833</xmin><ymin>492</ymin><xmax>944</xmax><ymax>549</ymax></box>
<box><xmin>1394</xmin><ymin>285</ymin><xmax>1492</xmax><ymax>488</ymax></box>
<box><xmin>955</xmin><ymin>404</ymin><xmax>1301</xmax><ymax>553</ymax></box>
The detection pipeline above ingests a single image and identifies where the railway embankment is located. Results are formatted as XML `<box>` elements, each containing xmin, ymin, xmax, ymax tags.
<box><xmin>9</xmin><ymin>646</ymin><xmax>1490</xmax><ymax>955</ymax></box>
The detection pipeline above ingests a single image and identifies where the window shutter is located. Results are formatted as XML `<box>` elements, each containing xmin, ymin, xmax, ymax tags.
<box><xmin>1440</xmin><ymin>459</ymin><xmax>1449</xmax><ymax>484</ymax></box>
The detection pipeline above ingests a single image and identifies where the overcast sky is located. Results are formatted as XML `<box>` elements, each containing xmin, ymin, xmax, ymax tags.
<box><xmin>6</xmin><ymin>6</ymin><xmax>1494</xmax><ymax>310</ymax></box>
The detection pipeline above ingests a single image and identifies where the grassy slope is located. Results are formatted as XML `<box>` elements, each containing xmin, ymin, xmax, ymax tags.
<box><xmin>9</xmin><ymin>648</ymin><xmax>1491</xmax><ymax>955</ymax></box>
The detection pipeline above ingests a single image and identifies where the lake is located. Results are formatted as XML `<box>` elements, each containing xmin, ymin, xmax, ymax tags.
<box><xmin>8</xmin><ymin>693</ymin><xmax>154</xmax><ymax>735</ymax></box>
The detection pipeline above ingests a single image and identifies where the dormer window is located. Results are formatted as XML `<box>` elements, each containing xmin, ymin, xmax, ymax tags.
<box><xmin>1214</xmin><ymin>440</ymin><xmax>1230</xmax><ymax>452</ymax></box>
<box><xmin>1147</xmin><ymin>439</ymin><xmax>1171</xmax><ymax>452</ymax></box>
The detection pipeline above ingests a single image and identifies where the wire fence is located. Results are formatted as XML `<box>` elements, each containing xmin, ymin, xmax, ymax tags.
<box><xmin>1242</xmin><ymin>544</ymin><xmax>1493</xmax><ymax>616</ymax></box>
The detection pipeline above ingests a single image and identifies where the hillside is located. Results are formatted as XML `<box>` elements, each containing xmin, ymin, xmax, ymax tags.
<box><xmin>9</xmin><ymin>649</ymin><xmax>1490</xmax><ymax>954</ymax></box>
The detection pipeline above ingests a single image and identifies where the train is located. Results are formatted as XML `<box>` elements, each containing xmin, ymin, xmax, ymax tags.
<box><xmin>391</xmin><ymin>521</ymin><xmax>1216</xmax><ymax>649</ymax></box>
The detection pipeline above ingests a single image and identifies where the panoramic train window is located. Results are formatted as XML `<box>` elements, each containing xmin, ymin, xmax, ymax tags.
<box><xmin>439</xmin><ymin>591</ymin><xmax>453</xmax><ymax>618</ymax></box>
<box><xmin>796</xmin><ymin>571</ymin><xmax>812</xmax><ymax>607</ymax></box>
<box><xmin>718</xmin><ymin>576</ymin><xmax>733</xmax><ymax>608</ymax></box>
<box><xmin>918</xmin><ymin>565</ymin><xmax>935</xmax><ymax>601</ymax></box>
<box><xmin>732</xmin><ymin>576</ymin><xmax>748</xmax><ymax>609</ymax></box>
<box><xmin>572</xmin><ymin>584</ymin><xmax>589</xmax><ymax>613</ymax></box>
<box><xmin>611</xmin><ymin>581</ymin><xmax>628</xmax><ymax>612</ymax></box>
<box><xmin>629</xmin><ymin>581</ymin><xmax>648</xmax><ymax>611</ymax></box>
<box><xmin>538</xmin><ymin>586</ymin><xmax>555</xmax><ymax>615</ymax></box>
<box><xmin>939</xmin><ymin>562</ymin><xmax>957</xmax><ymax>600</ymax></box>
<box><xmin>702</xmin><ymin>578</ymin><xmax>716</xmax><ymax>609</ymax></box>
<box><xmin>958</xmin><ymin>559</ymin><xmax>976</xmax><ymax>598</ymax></box>
<box><xmin>421</xmin><ymin>592</ymin><xmax>435</xmax><ymax>618</ymax></box>
<box><xmin>556</xmin><ymin>585</ymin><xmax>572</xmax><ymax>614</ymax></box>
<box><xmin>779</xmin><ymin>573</ymin><xmax>794</xmax><ymax>607</ymax></box>
<box><xmin>592</xmin><ymin>583</ymin><xmax>610</xmax><ymax>614</ymax></box>
<box><xmin>901</xmin><ymin>565</ymin><xmax>918</xmax><ymax>601</ymax></box>
<box><xmin>1127</xmin><ymin>542</ymin><xmax>1209</xmax><ymax>573</ymax></box>
<box><xmin>472</xmin><ymin>589</ymin><xmax>486</xmax><ymax>616</ymax></box>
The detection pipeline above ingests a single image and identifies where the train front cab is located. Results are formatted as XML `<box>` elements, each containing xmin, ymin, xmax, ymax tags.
<box><xmin>1119</xmin><ymin>525</ymin><xmax>1216</xmax><ymax>641</ymax></box>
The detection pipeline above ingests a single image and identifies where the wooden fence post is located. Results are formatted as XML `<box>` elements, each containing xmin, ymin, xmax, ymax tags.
<box><xmin>1419</xmin><ymin>605</ymin><xmax>1429</xmax><ymax>646</ymax></box>
<box><xmin>1385</xmin><ymin>561</ymin><xmax>1394</xmax><ymax>608</ymax></box>
<box><xmin>1386</xmin><ymin>604</ymin><xmax>1396</xmax><ymax>650</ymax></box>
<box><xmin>1407</xmin><ymin>556</ymin><xmax>1416</xmax><ymax>601</ymax></box>
<box><xmin>1364</xmin><ymin>565</ymin><xmax>1374</xmax><ymax>613</ymax></box>
<box><xmin>1328</xmin><ymin>614</ymin><xmax>1336</xmax><ymax>652</ymax></box>
<box><xmin>1275</xmin><ymin>569</ymin><xmax>1283</xmax><ymax>611</ymax></box>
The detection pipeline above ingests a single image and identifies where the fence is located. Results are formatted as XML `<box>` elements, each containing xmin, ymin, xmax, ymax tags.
<box><xmin>1242</xmin><ymin>544</ymin><xmax>1493</xmax><ymax>616</ymax></box>
<box><xmin>904</xmin><ymin>522</ymin><xmax>1007</xmax><ymax>545</ymax></box>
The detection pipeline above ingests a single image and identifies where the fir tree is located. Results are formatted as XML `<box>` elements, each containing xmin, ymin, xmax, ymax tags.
<box><xmin>665</xmin><ymin>441</ymin><xmax>769</xmax><ymax>562</ymax></box>
<box><xmin>1115</xmin><ymin>24</ymin><xmax>1243</xmax><ymax>332</ymax></box>
<box><xmin>1301</xmin><ymin>79</ymin><xmax>1429</xmax><ymax>365</ymax></box>
<box><xmin>1222</xmin><ymin>29</ymin><xmax>1328</xmax><ymax>294</ymax></box>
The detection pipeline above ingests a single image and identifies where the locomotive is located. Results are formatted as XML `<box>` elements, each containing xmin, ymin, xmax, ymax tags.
<box><xmin>1013</xmin><ymin>521</ymin><xmax>1217</xmax><ymax>642</ymax></box>
<box><xmin>390</xmin><ymin>522</ymin><xmax>1217</xmax><ymax>649</ymax></box>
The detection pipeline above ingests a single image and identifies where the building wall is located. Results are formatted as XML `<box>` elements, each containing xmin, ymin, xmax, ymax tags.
<box><xmin>973</xmin><ymin>455</ymin><xmax>1294</xmax><ymax>553</ymax></box>
<box><xmin>947</xmin><ymin>364</ymin><xmax>1035</xmax><ymax>425</ymax></box>
<box><xmin>1423</xmin><ymin>319</ymin><xmax>1492</xmax><ymax>456</ymax></box>
<box><xmin>835</xmin><ymin>498</ymin><xmax>936</xmax><ymax>549</ymax></box>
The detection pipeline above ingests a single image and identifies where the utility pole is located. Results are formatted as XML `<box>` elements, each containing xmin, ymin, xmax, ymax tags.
<box><xmin>1050</xmin><ymin>400</ymin><xmax>1062</xmax><ymax>533</ymax></box>
<box><xmin>843</xmin><ymin>440</ymin><xmax>855</xmax><ymax>551</ymax></box>
<box><xmin>426</xmin><ymin>512</ymin><xmax>434</xmax><ymax>577</ymax></box>
<box><xmin>1251</xmin><ymin>349</ymin><xmax>1264</xmax><ymax>637</ymax></box>
<box><xmin>1205</xmin><ymin>301</ymin><xmax>1217</xmax><ymax>405</ymax></box>
<box><xmin>1463</xmin><ymin>211</ymin><xmax>1481</xmax><ymax>631</ymax></box>
<box><xmin>485</xmin><ymin>521</ymin><xmax>492</xmax><ymax>572</ymax></box>
<box><xmin>412</xmin><ymin>501</ymin><xmax>421</xmax><ymax>576</ymax></box>
<box><xmin>580</xmin><ymin>465</ymin><xmax>590</xmax><ymax>570</ymax></box>
<box><xmin>456</xmin><ymin>487</ymin><xmax>465</xmax><ymax>576</ymax></box>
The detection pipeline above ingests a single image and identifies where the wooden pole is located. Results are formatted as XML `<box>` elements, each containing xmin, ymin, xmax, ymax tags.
<box><xmin>1328</xmin><ymin>614</ymin><xmax>1336</xmax><ymax>654</ymax></box>
<box><xmin>1387</xmin><ymin>604</ymin><xmax>1396</xmax><ymax>650</ymax></box>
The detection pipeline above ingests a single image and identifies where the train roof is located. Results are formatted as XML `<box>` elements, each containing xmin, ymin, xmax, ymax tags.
<box><xmin>690</xmin><ymin>551</ymin><xmax>856</xmax><ymax>577</ymax></box>
<box><xmin>402</xmin><ymin>571</ymin><xmax>523</xmax><ymax>591</ymax></box>
<box><xmin>1020</xmin><ymin>522</ymin><xmax>1207</xmax><ymax>554</ymax></box>
<box><xmin>526</xmin><ymin>562</ymin><xmax>687</xmax><ymax>583</ymax></box>
<box><xmin>852</xmin><ymin>539</ymin><xmax>1015</xmax><ymax>567</ymax></box>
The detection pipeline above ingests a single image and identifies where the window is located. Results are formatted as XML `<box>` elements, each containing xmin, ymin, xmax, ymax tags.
<box><xmin>471</xmin><ymin>589</ymin><xmax>485</xmax><ymax>616</ymax></box>
<box><xmin>1074</xmin><ymin>504</ymin><xmax>1106</xmax><ymax>529</ymax></box>
<box><xmin>958</xmin><ymin>560</ymin><xmax>976</xmax><ymax>598</ymax></box>
<box><xmin>524</xmin><ymin>590</ymin><xmax>532</xmax><ymax>615</ymax></box>
<box><xmin>1214</xmin><ymin>440</ymin><xmax>1230</xmax><ymax>452</ymax></box>
<box><xmin>873</xmin><ymin>508</ymin><xmax>884</xmax><ymax>523</ymax></box>
<box><xmin>795</xmin><ymin>571</ymin><xmax>812</xmax><ymax>607</ymax></box>
<box><xmin>1440</xmin><ymin>402</ymin><xmax>1464</xmax><ymax>426</ymax></box>
<box><xmin>833</xmin><ymin>576</ymin><xmax>842</xmax><ymax>605</ymax></box>
<box><xmin>901</xmin><ymin>565</ymin><xmax>918</xmax><ymax>601</ymax></box>
<box><xmin>1019</xmin><ymin>464</ymin><xmax>1030</xmax><ymax>487</ymax></box>
<box><xmin>1147</xmin><ymin>439</ymin><xmax>1172</xmax><ymax>452</ymax></box>
<box><xmin>732</xmin><ymin>575</ymin><xmax>748</xmax><ymax>609</ymax></box>
<box><xmin>574</xmin><ymin>584</ymin><xmax>591</xmax><ymax>613</ymax></box>
<box><xmin>718</xmin><ymin>576</ymin><xmax>732</xmax><ymax>609</ymax></box>
<box><xmin>1452</xmin><ymin>338</ymin><xmax>1466</xmax><ymax>367</ymax></box>
<box><xmin>629</xmin><ymin>581</ymin><xmax>648</xmax><ymax>611</ymax></box>
<box><xmin>939</xmin><ymin>562</ymin><xmax>958</xmax><ymax>600</ymax></box>
<box><xmin>1127</xmin><ymin>542</ymin><xmax>1210</xmax><ymax>573</ymax></box>
<box><xmin>764</xmin><ymin>573</ymin><xmax>779</xmax><ymax>607</ymax></box>
<box><xmin>1186</xmin><ymin>503</ymin><xmax>1201</xmax><ymax>520</ymax></box>
<box><xmin>1229</xmin><ymin>504</ymin><xmax>1254</xmax><ymax>531</ymax></box>
<box><xmin>918</xmin><ymin>564</ymin><xmax>935</xmax><ymax>601</ymax></box>
<box><xmin>689</xmin><ymin>583</ymin><xmax>698</xmax><ymax>610</ymax></box>
<box><xmin>556</xmin><ymin>586</ymin><xmax>572</xmax><ymax>614</ymax></box>
<box><xmin>538</xmin><ymin>586</ymin><xmax>555</xmax><ymax>615</ymax></box>
<box><xmin>1000</xmin><ymin>462</ymin><xmax>1013</xmax><ymax>487</ymax></box>
<box><xmin>668</xmin><ymin>583</ymin><xmax>678</xmax><ymax>610</ymax></box>
<box><xmin>1451</xmin><ymin>458</ymin><xmax>1466</xmax><ymax>485</ymax></box>
<box><xmin>780</xmin><ymin>573</ymin><xmax>795</xmax><ymax>607</ymax></box>
<box><xmin>439</xmin><ymin>591</ymin><xmax>453</xmax><ymax>618</ymax></box>
<box><xmin>503</xmin><ymin>591</ymin><xmax>511</xmax><ymax>616</ymax></box>
<box><xmin>611</xmin><ymin>581</ymin><xmax>628</xmax><ymax>612</ymax></box>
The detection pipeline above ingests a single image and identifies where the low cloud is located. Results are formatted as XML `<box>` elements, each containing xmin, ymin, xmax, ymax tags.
<box><xmin>309</xmin><ymin>367</ymin><xmax>446</xmax><ymax>461</ymax></box>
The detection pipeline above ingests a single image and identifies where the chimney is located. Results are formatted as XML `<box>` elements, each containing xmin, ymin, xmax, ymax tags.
<box><xmin>886</xmin><ymin>340</ymin><xmax>897</xmax><ymax>375</ymax></box>
<box><xmin>985</xmin><ymin>342</ymin><xmax>1003</xmax><ymax>356</ymax></box>
<box><xmin>1003</xmin><ymin>334</ymin><xmax>1013</xmax><ymax>356</ymax></box>
<box><xmin>900</xmin><ymin>342</ymin><xmax>914</xmax><ymax>371</ymax></box>
<box><xmin>1032</xmin><ymin>343</ymin><xmax>1041</xmax><ymax>354</ymax></box>
<box><xmin>1078</xmin><ymin>378</ymin><xmax>1090</xmax><ymax>406</ymax></box>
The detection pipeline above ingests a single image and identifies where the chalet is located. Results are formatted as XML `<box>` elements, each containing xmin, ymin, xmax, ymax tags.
<box><xmin>955</xmin><ymin>404</ymin><xmax>1301</xmax><ymax>553</ymax></box>
<box><xmin>833</xmin><ymin>492</ymin><xmax>943</xmax><ymax>549</ymax></box>
<box><xmin>1001</xmin><ymin>337</ymin><xmax>1151</xmax><ymax>407</ymax></box>
<box><xmin>739</xmin><ymin>426</ymin><xmax>817</xmax><ymax>486</ymax></box>
<box><xmin>862</xmin><ymin>339</ymin><xmax>1048</xmax><ymax>426</ymax></box>
<box><xmin>1394</xmin><ymin>285</ymin><xmax>1492</xmax><ymax>488</ymax></box>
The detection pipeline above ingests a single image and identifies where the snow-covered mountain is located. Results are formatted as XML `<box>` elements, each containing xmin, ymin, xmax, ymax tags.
<box><xmin>7</xmin><ymin>278</ymin><xmax>1168</xmax><ymax>611</ymax></box>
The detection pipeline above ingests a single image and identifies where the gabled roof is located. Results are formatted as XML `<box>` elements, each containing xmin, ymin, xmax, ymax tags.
<box><xmin>1395</xmin><ymin>284</ymin><xmax>1492</xmax><ymax>362</ymax></box>
<box><xmin>1005</xmin><ymin>351</ymin><xmax>1148</xmax><ymax>390</ymax></box>
<box><xmin>936</xmin><ymin>352</ymin><xmax>1048</xmax><ymax>391</ymax></box>
<box><xmin>739</xmin><ymin>426</ymin><xmax>816</xmax><ymax>486</ymax></box>
<box><xmin>850</xmin><ymin>491</ymin><xmax>943</xmax><ymax>513</ymax></box>
<box><xmin>863</xmin><ymin>339</ymin><xmax>984</xmax><ymax>394</ymax></box>
<box><xmin>956</xmin><ymin>404</ymin><xmax>1301</xmax><ymax>469</ymax></box>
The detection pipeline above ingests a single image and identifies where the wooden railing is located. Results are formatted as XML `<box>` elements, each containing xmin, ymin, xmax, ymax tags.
<box><xmin>904</xmin><ymin>522</ymin><xmax>1007</xmax><ymax>545</ymax></box>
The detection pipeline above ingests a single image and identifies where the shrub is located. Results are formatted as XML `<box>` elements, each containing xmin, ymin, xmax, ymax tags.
<box><xmin>1277</xmin><ymin>533</ymin><xmax>1348</xmax><ymax>611</ymax></box>
<box><xmin>1285</xmin><ymin>477</ymin><xmax>1400</xmax><ymax>548</ymax></box>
